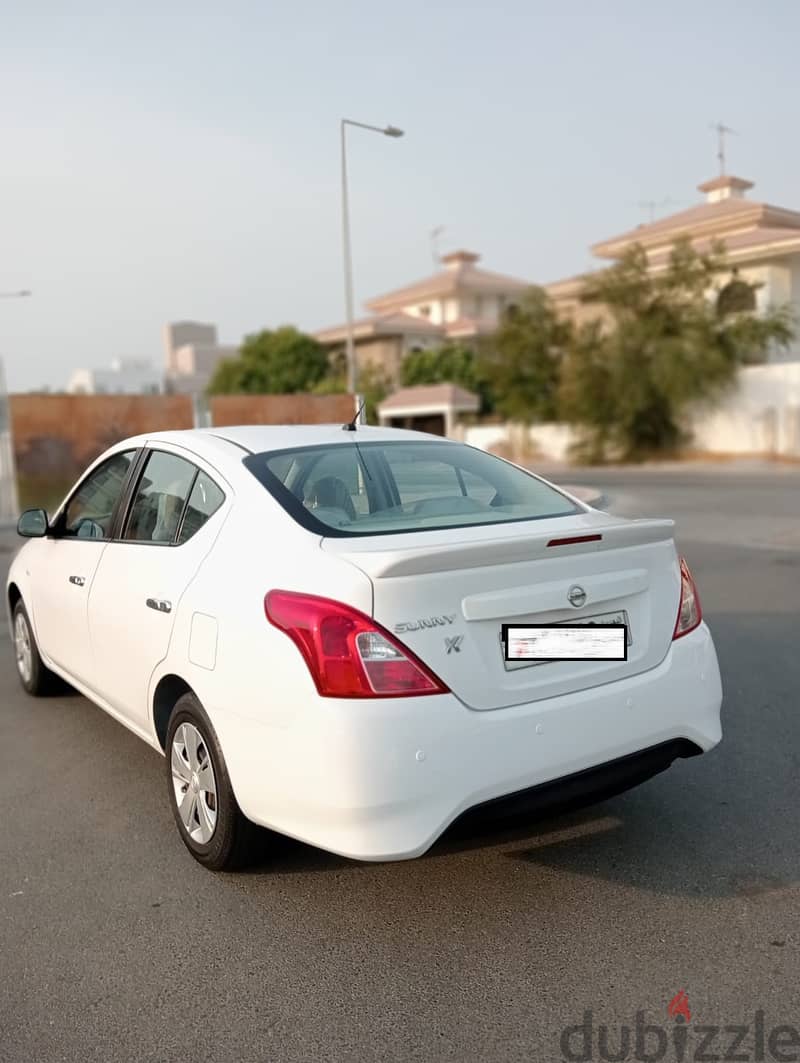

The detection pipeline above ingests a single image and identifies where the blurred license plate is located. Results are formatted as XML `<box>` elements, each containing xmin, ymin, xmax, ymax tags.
<box><xmin>502</xmin><ymin>610</ymin><xmax>631</xmax><ymax>670</ymax></box>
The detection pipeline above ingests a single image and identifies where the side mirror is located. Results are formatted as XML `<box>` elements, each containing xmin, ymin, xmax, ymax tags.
<box><xmin>17</xmin><ymin>508</ymin><xmax>49</xmax><ymax>538</ymax></box>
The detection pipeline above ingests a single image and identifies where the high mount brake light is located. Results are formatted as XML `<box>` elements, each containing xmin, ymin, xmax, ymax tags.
<box><xmin>546</xmin><ymin>534</ymin><xmax>603</xmax><ymax>548</ymax></box>
<box><xmin>673</xmin><ymin>557</ymin><xmax>702</xmax><ymax>639</ymax></box>
<box><xmin>264</xmin><ymin>591</ymin><xmax>450</xmax><ymax>698</ymax></box>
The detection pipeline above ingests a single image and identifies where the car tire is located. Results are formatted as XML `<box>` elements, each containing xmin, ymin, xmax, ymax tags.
<box><xmin>12</xmin><ymin>600</ymin><xmax>57</xmax><ymax>696</ymax></box>
<box><xmin>165</xmin><ymin>693</ymin><xmax>260</xmax><ymax>871</ymax></box>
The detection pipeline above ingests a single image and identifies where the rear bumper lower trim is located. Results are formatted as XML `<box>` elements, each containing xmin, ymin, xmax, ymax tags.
<box><xmin>451</xmin><ymin>738</ymin><xmax>703</xmax><ymax>832</ymax></box>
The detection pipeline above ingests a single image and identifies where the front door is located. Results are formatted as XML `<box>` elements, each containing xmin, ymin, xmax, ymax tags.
<box><xmin>87</xmin><ymin>449</ymin><xmax>228</xmax><ymax>729</ymax></box>
<box><xmin>28</xmin><ymin>450</ymin><xmax>138</xmax><ymax>687</ymax></box>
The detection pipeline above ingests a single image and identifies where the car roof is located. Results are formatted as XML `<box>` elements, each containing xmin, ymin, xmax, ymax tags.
<box><xmin>124</xmin><ymin>423</ymin><xmax>452</xmax><ymax>457</ymax></box>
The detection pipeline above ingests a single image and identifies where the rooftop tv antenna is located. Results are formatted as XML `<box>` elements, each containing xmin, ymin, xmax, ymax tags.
<box><xmin>430</xmin><ymin>226</ymin><xmax>445</xmax><ymax>268</ymax></box>
<box><xmin>636</xmin><ymin>198</ymin><xmax>678</xmax><ymax>222</ymax></box>
<box><xmin>710</xmin><ymin>121</ymin><xmax>737</xmax><ymax>176</ymax></box>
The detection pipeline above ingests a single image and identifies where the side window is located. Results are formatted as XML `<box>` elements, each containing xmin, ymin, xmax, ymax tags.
<box><xmin>123</xmin><ymin>451</ymin><xmax>196</xmax><ymax>544</ymax></box>
<box><xmin>177</xmin><ymin>472</ymin><xmax>225</xmax><ymax>545</ymax></box>
<box><xmin>63</xmin><ymin>450</ymin><xmax>137</xmax><ymax>539</ymax></box>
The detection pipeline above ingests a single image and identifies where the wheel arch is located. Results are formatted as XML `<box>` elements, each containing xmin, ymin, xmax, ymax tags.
<box><xmin>152</xmin><ymin>673</ymin><xmax>197</xmax><ymax>751</ymax></box>
<box><xmin>7</xmin><ymin>581</ymin><xmax>22</xmax><ymax>634</ymax></box>
<box><xmin>7</xmin><ymin>580</ymin><xmax>22</xmax><ymax>612</ymax></box>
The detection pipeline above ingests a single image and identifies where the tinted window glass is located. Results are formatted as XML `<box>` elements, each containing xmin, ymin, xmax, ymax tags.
<box><xmin>246</xmin><ymin>441</ymin><xmax>580</xmax><ymax>537</ymax></box>
<box><xmin>123</xmin><ymin>451</ymin><xmax>196</xmax><ymax>544</ymax></box>
<box><xmin>177</xmin><ymin>472</ymin><xmax>225</xmax><ymax>544</ymax></box>
<box><xmin>63</xmin><ymin>450</ymin><xmax>136</xmax><ymax>539</ymax></box>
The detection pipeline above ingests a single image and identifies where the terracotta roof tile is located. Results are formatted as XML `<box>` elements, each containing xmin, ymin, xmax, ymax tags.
<box><xmin>365</xmin><ymin>263</ymin><xmax>529</xmax><ymax>312</ymax></box>
<box><xmin>592</xmin><ymin>199</ymin><xmax>800</xmax><ymax>258</ymax></box>
<box><xmin>314</xmin><ymin>311</ymin><xmax>444</xmax><ymax>344</ymax></box>
<box><xmin>378</xmin><ymin>384</ymin><xmax>481</xmax><ymax>411</ymax></box>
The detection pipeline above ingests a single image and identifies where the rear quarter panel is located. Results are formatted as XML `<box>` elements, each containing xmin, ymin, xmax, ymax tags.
<box><xmin>153</xmin><ymin>499</ymin><xmax>374</xmax><ymax>818</ymax></box>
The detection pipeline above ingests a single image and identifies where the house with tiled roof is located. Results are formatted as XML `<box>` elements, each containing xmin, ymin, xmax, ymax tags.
<box><xmin>314</xmin><ymin>250</ymin><xmax>530</xmax><ymax>382</ymax></box>
<box><xmin>547</xmin><ymin>173</ymin><xmax>800</xmax><ymax>361</ymax></box>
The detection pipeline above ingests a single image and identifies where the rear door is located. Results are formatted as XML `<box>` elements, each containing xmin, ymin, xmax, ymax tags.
<box><xmin>87</xmin><ymin>447</ymin><xmax>229</xmax><ymax>729</ymax></box>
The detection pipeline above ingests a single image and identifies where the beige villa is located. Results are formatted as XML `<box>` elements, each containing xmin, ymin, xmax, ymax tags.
<box><xmin>314</xmin><ymin>250</ymin><xmax>530</xmax><ymax>383</ymax></box>
<box><xmin>547</xmin><ymin>172</ymin><xmax>800</xmax><ymax>360</ymax></box>
<box><xmin>317</xmin><ymin>172</ymin><xmax>800</xmax><ymax>390</ymax></box>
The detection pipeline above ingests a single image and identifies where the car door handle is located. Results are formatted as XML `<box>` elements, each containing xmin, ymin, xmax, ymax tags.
<box><xmin>146</xmin><ymin>598</ymin><xmax>172</xmax><ymax>614</ymax></box>
<box><xmin>69</xmin><ymin>575</ymin><xmax>85</xmax><ymax>587</ymax></box>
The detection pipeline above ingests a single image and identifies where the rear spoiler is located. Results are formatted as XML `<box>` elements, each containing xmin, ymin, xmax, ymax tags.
<box><xmin>322</xmin><ymin>519</ymin><xmax>676</xmax><ymax>579</ymax></box>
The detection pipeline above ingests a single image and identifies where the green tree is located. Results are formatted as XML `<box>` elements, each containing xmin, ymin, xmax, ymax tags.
<box><xmin>400</xmin><ymin>343</ymin><xmax>493</xmax><ymax>413</ymax></box>
<box><xmin>207</xmin><ymin>326</ymin><xmax>329</xmax><ymax>395</ymax></box>
<box><xmin>559</xmin><ymin>239</ymin><xmax>794</xmax><ymax>462</ymax></box>
<box><xmin>311</xmin><ymin>358</ymin><xmax>390</xmax><ymax>425</ymax></box>
<box><xmin>477</xmin><ymin>287</ymin><xmax>571</xmax><ymax>422</ymax></box>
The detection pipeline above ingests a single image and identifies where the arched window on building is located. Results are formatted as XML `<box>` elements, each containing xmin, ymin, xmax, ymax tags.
<box><xmin>716</xmin><ymin>269</ymin><xmax>757</xmax><ymax>317</ymax></box>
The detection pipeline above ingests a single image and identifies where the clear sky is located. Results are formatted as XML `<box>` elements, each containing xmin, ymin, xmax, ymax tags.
<box><xmin>2</xmin><ymin>0</ymin><xmax>799</xmax><ymax>391</ymax></box>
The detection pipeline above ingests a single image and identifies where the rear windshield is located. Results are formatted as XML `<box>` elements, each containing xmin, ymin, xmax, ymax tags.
<box><xmin>243</xmin><ymin>441</ymin><xmax>581</xmax><ymax>537</ymax></box>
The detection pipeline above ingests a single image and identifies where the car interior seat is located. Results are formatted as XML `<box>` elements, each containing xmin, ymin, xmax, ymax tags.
<box><xmin>152</xmin><ymin>489</ymin><xmax>187</xmax><ymax>542</ymax></box>
<box><xmin>307</xmin><ymin>476</ymin><xmax>357</xmax><ymax>521</ymax></box>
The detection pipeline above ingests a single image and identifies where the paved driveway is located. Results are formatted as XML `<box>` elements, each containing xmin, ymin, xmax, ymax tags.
<box><xmin>1</xmin><ymin>467</ymin><xmax>799</xmax><ymax>1063</ymax></box>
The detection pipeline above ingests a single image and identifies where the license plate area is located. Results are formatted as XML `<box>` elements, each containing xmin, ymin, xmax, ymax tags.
<box><xmin>501</xmin><ymin>610</ymin><xmax>631</xmax><ymax>670</ymax></box>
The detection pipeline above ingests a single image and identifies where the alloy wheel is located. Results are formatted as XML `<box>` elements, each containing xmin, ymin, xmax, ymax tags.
<box><xmin>170</xmin><ymin>722</ymin><xmax>218</xmax><ymax>844</ymax></box>
<box><xmin>14</xmin><ymin>613</ymin><xmax>33</xmax><ymax>685</ymax></box>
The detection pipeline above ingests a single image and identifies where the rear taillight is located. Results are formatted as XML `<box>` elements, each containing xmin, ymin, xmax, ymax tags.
<box><xmin>264</xmin><ymin>590</ymin><xmax>450</xmax><ymax>698</ymax></box>
<box><xmin>673</xmin><ymin>557</ymin><xmax>702</xmax><ymax>639</ymax></box>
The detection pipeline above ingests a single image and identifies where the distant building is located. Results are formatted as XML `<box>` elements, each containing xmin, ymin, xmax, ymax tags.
<box><xmin>162</xmin><ymin>321</ymin><xmax>218</xmax><ymax>374</ymax></box>
<box><xmin>66</xmin><ymin>358</ymin><xmax>162</xmax><ymax>395</ymax></box>
<box><xmin>547</xmin><ymin>173</ymin><xmax>800</xmax><ymax>361</ymax></box>
<box><xmin>314</xmin><ymin>250</ymin><xmax>531</xmax><ymax>382</ymax></box>
<box><xmin>163</xmin><ymin>321</ymin><xmax>238</xmax><ymax>394</ymax></box>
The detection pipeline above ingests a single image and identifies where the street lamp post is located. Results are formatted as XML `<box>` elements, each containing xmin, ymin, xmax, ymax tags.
<box><xmin>341</xmin><ymin>119</ymin><xmax>404</xmax><ymax>423</ymax></box>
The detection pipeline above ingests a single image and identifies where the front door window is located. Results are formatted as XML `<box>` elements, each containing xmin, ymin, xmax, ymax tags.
<box><xmin>62</xmin><ymin>450</ymin><xmax>137</xmax><ymax>539</ymax></box>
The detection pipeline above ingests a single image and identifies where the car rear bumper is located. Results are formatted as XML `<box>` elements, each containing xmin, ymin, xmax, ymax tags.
<box><xmin>220</xmin><ymin>622</ymin><xmax>722</xmax><ymax>861</ymax></box>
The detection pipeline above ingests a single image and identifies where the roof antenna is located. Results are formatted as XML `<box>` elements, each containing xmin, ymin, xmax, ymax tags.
<box><xmin>430</xmin><ymin>225</ymin><xmax>445</xmax><ymax>268</ymax></box>
<box><xmin>710</xmin><ymin>121</ymin><xmax>737</xmax><ymax>176</ymax></box>
<box><xmin>343</xmin><ymin>395</ymin><xmax>367</xmax><ymax>431</ymax></box>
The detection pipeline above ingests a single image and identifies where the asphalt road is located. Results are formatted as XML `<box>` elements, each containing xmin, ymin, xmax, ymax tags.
<box><xmin>1</xmin><ymin>465</ymin><xmax>799</xmax><ymax>1063</ymax></box>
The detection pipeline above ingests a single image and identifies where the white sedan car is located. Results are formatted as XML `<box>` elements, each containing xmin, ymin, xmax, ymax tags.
<box><xmin>6</xmin><ymin>425</ymin><xmax>722</xmax><ymax>870</ymax></box>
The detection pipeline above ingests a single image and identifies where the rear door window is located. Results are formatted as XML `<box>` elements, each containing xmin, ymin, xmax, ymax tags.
<box><xmin>177</xmin><ymin>472</ymin><xmax>226</xmax><ymax>544</ymax></box>
<box><xmin>123</xmin><ymin>451</ymin><xmax>197</xmax><ymax>544</ymax></box>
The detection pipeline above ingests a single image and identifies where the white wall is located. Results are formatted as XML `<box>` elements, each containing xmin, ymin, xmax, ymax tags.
<box><xmin>460</xmin><ymin>362</ymin><xmax>800</xmax><ymax>461</ymax></box>
<box><xmin>690</xmin><ymin>361</ymin><xmax>800</xmax><ymax>455</ymax></box>
<box><xmin>460</xmin><ymin>424</ymin><xmax>509</xmax><ymax>451</ymax></box>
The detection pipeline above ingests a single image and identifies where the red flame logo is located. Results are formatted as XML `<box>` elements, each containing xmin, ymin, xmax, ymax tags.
<box><xmin>668</xmin><ymin>990</ymin><xmax>691</xmax><ymax>1023</ymax></box>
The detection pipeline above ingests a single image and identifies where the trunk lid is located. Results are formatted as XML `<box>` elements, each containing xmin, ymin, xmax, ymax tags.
<box><xmin>321</xmin><ymin>512</ymin><xmax>682</xmax><ymax>710</ymax></box>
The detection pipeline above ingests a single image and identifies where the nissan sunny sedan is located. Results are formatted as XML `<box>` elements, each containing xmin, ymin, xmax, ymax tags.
<box><xmin>6</xmin><ymin>425</ymin><xmax>723</xmax><ymax>870</ymax></box>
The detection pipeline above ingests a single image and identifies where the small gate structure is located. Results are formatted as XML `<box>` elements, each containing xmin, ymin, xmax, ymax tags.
<box><xmin>0</xmin><ymin>357</ymin><xmax>19</xmax><ymax>525</ymax></box>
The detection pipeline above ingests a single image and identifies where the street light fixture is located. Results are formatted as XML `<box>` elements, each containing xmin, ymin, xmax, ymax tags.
<box><xmin>341</xmin><ymin>118</ymin><xmax>404</xmax><ymax>423</ymax></box>
<box><xmin>0</xmin><ymin>290</ymin><xmax>32</xmax><ymax>299</ymax></box>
